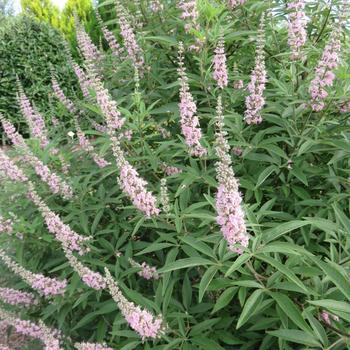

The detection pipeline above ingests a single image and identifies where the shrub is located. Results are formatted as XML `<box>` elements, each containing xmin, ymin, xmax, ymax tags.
<box><xmin>1</xmin><ymin>0</ymin><xmax>350</xmax><ymax>349</ymax></box>
<box><xmin>0</xmin><ymin>15</ymin><xmax>77</xmax><ymax>133</ymax></box>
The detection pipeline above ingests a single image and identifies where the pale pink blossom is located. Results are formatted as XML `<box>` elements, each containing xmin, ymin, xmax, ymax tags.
<box><xmin>111</xmin><ymin>137</ymin><xmax>160</xmax><ymax>216</ymax></box>
<box><xmin>339</xmin><ymin>101</ymin><xmax>350</xmax><ymax>113</ymax></box>
<box><xmin>17</xmin><ymin>86</ymin><xmax>49</xmax><ymax>149</ymax></box>
<box><xmin>0</xmin><ymin>216</ymin><xmax>13</xmax><ymax>234</ymax></box>
<box><xmin>74</xmin><ymin>342</ymin><xmax>113</xmax><ymax>350</ymax></box>
<box><xmin>0</xmin><ymin>250</ymin><xmax>67</xmax><ymax>297</ymax></box>
<box><xmin>0</xmin><ymin>116</ymin><xmax>73</xmax><ymax>199</ymax></box>
<box><xmin>178</xmin><ymin>0</ymin><xmax>199</xmax><ymax>32</ymax></box>
<box><xmin>177</xmin><ymin>42</ymin><xmax>207</xmax><ymax>157</ymax></box>
<box><xmin>64</xmin><ymin>248</ymin><xmax>106</xmax><ymax>290</ymax></box>
<box><xmin>321</xmin><ymin>311</ymin><xmax>339</xmax><ymax>324</ymax></box>
<box><xmin>150</xmin><ymin>0</ymin><xmax>163</xmax><ymax>12</ymax></box>
<box><xmin>0</xmin><ymin>287</ymin><xmax>37</xmax><ymax>307</ymax></box>
<box><xmin>115</xmin><ymin>0</ymin><xmax>144</xmax><ymax>68</ymax></box>
<box><xmin>27</xmin><ymin>183</ymin><xmax>90</xmax><ymax>255</ymax></box>
<box><xmin>227</xmin><ymin>0</ymin><xmax>246</xmax><ymax>9</ymax></box>
<box><xmin>309</xmin><ymin>27</ymin><xmax>342</xmax><ymax>111</ymax></box>
<box><xmin>104</xmin><ymin>268</ymin><xmax>165</xmax><ymax>340</ymax></box>
<box><xmin>0</xmin><ymin>308</ymin><xmax>62</xmax><ymax>350</ymax></box>
<box><xmin>215</xmin><ymin>96</ymin><xmax>248</xmax><ymax>253</ymax></box>
<box><xmin>0</xmin><ymin>149</ymin><xmax>28</xmax><ymax>183</ymax></box>
<box><xmin>96</xmin><ymin>12</ymin><xmax>123</xmax><ymax>58</ymax></box>
<box><xmin>75</xmin><ymin>16</ymin><xmax>102</xmax><ymax>67</ymax></box>
<box><xmin>233</xmin><ymin>80</ymin><xmax>244</xmax><ymax>89</ymax></box>
<box><xmin>129</xmin><ymin>258</ymin><xmax>159</xmax><ymax>280</ymax></box>
<box><xmin>72</xmin><ymin>63</ymin><xmax>92</xmax><ymax>100</ymax></box>
<box><xmin>213</xmin><ymin>37</ymin><xmax>228</xmax><ymax>89</ymax></box>
<box><xmin>287</xmin><ymin>0</ymin><xmax>307</xmax><ymax>59</ymax></box>
<box><xmin>161</xmin><ymin>163</ymin><xmax>182</xmax><ymax>176</ymax></box>
<box><xmin>244</xmin><ymin>15</ymin><xmax>267</xmax><ymax>124</ymax></box>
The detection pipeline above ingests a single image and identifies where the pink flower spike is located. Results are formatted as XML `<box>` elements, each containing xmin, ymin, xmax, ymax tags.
<box><xmin>227</xmin><ymin>0</ymin><xmax>247</xmax><ymax>9</ymax></box>
<box><xmin>287</xmin><ymin>0</ymin><xmax>307</xmax><ymax>60</ymax></box>
<box><xmin>244</xmin><ymin>14</ymin><xmax>267</xmax><ymax>125</ymax></box>
<box><xmin>309</xmin><ymin>26</ymin><xmax>342</xmax><ymax>111</ymax></box>
<box><xmin>104</xmin><ymin>268</ymin><xmax>165</xmax><ymax>340</ymax></box>
<box><xmin>0</xmin><ymin>249</ymin><xmax>67</xmax><ymax>297</ymax></box>
<box><xmin>0</xmin><ymin>287</ymin><xmax>37</xmax><ymax>307</ymax></box>
<box><xmin>17</xmin><ymin>84</ymin><xmax>49</xmax><ymax>149</ymax></box>
<box><xmin>214</xmin><ymin>96</ymin><xmax>248</xmax><ymax>253</ymax></box>
<box><xmin>177</xmin><ymin>42</ymin><xmax>207</xmax><ymax>157</ymax></box>
<box><xmin>213</xmin><ymin>36</ymin><xmax>228</xmax><ymax>89</ymax></box>
<box><xmin>74</xmin><ymin>342</ymin><xmax>113</xmax><ymax>350</ymax></box>
<box><xmin>0</xmin><ymin>308</ymin><xmax>62</xmax><ymax>350</ymax></box>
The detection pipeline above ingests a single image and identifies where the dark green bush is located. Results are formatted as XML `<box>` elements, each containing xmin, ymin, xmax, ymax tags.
<box><xmin>0</xmin><ymin>15</ymin><xmax>77</xmax><ymax>134</ymax></box>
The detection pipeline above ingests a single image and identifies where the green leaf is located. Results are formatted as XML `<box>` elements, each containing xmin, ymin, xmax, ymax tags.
<box><xmin>212</xmin><ymin>287</ymin><xmax>237</xmax><ymax>314</ymax></box>
<box><xmin>268</xmin><ymin>329</ymin><xmax>321</xmax><ymax>347</ymax></box>
<box><xmin>256</xmin><ymin>254</ymin><xmax>312</xmax><ymax>295</ymax></box>
<box><xmin>199</xmin><ymin>266</ymin><xmax>218</xmax><ymax>302</ymax></box>
<box><xmin>236</xmin><ymin>289</ymin><xmax>264</xmax><ymax>329</ymax></box>
<box><xmin>225</xmin><ymin>253</ymin><xmax>251</xmax><ymax>277</ymax></box>
<box><xmin>254</xmin><ymin>165</ymin><xmax>276</xmax><ymax>189</ymax></box>
<box><xmin>307</xmin><ymin>299</ymin><xmax>350</xmax><ymax>314</ymax></box>
<box><xmin>269</xmin><ymin>292</ymin><xmax>312</xmax><ymax>333</ymax></box>
<box><xmin>180</xmin><ymin>236</ymin><xmax>216</xmax><ymax>259</ymax></box>
<box><xmin>158</xmin><ymin>257</ymin><xmax>215</xmax><ymax>273</ymax></box>
<box><xmin>309</xmin><ymin>257</ymin><xmax>350</xmax><ymax>301</ymax></box>
<box><xmin>264</xmin><ymin>220</ymin><xmax>310</xmax><ymax>242</ymax></box>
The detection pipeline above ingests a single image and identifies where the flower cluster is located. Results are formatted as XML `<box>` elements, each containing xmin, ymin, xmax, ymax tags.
<box><xmin>111</xmin><ymin>136</ymin><xmax>160</xmax><ymax>217</ymax></box>
<box><xmin>339</xmin><ymin>101</ymin><xmax>350</xmax><ymax>113</ymax></box>
<box><xmin>150</xmin><ymin>0</ymin><xmax>163</xmax><ymax>12</ymax></box>
<box><xmin>0</xmin><ymin>148</ymin><xmax>28</xmax><ymax>183</ymax></box>
<box><xmin>309</xmin><ymin>27</ymin><xmax>342</xmax><ymax>111</ymax></box>
<box><xmin>64</xmin><ymin>249</ymin><xmax>106</xmax><ymax>290</ymax></box>
<box><xmin>213</xmin><ymin>37</ymin><xmax>228</xmax><ymax>89</ymax></box>
<box><xmin>0</xmin><ymin>308</ymin><xmax>62</xmax><ymax>350</ymax></box>
<box><xmin>96</xmin><ymin>12</ymin><xmax>123</xmax><ymax>58</ymax></box>
<box><xmin>0</xmin><ymin>216</ymin><xmax>13</xmax><ymax>235</ymax></box>
<box><xmin>160</xmin><ymin>178</ymin><xmax>171</xmax><ymax>213</ymax></box>
<box><xmin>214</xmin><ymin>96</ymin><xmax>248</xmax><ymax>253</ymax></box>
<box><xmin>27</xmin><ymin>183</ymin><xmax>90</xmax><ymax>255</ymax></box>
<box><xmin>0</xmin><ymin>250</ymin><xmax>67</xmax><ymax>297</ymax></box>
<box><xmin>75</xmin><ymin>17</ymin><xmax>102</xmax><ymax>67</ymax></box>
<box><xmin>321</xmin><ymin>311</ymin><xmax>339</xmax><ymax>325</ymax></box>
<box><xmin>115</xmin><ymin>0</ymin><xmax>144</xmax><ymax>68</ymax></box>
<box><xmin>178</xmin><ymin>0</ymin><xmax>199</xmax><ymax>32</ymax></box>
<box><xmin>0</xmin><ymin>116</ymin><xmax>73</xmax><ymax>199</ymax></box>
<box><xmin>72</xmin><ymin>62</ymin><xmax>93</xmax><ymax>100</ymax></box>
<box><xmin>161</xmin><ymin>163</ymin><xmax>183</xmax><ymax>176</ymax></box>
<box><xmin>244</xmin><ymin>14</ymin><xmax>267</xmax><ymax>124</ymax></box>
<box><xmin>74</xmin><ymin>342</ymin><xmax>113</xmax><ymax>350</ymax></box>
<box><xmin>129</xmin><ymin>258</ymin><xmax>159</xmax><ymax>280</ymax></box>
<box><xmin>17</xmin><ymin>86</ymin><xmax>49</xmax><ymax>149</ymax></box>
<box><xmin>51</xmin><ymin>75</ymin><xmax>110</xmax><ymax>168</ymax></box>
<box><xmin>104</xmin><ymin>268</ymin><xmax>164</xmax><ymax>340</ymax></box>
<box><xmin>177</xmin><ymin>42</ymin><xmax>207</xmax><ymax>157</ymax></box>
<box><xmin>227</xmin><ymin>0</ymin><xmax>247</xmax><ymax>9</ymax></box>
<box><xmin>287</xmin><ymin>0</ymin><xmax>307</xmax><ymax>60</ymax></box>
<box><xmin>0</xmin><ymin>287</ymin><xmax>37</xmax><ymax>307</ymax></box>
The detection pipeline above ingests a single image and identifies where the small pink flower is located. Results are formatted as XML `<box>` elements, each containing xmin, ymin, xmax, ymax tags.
<box><xmin>0</xmin><ymin>287</ymin><xmax>37</xmax><ymax>307</ymax></box>
<box><xmin>309</xmin><ymin>26</ymin><xmax>342</xmax><ymax>111</ymax></box>
<box><xmin>244</xmin><ymin>15</ymin><xmax>267</xmax><ymax>125</ymax></box>
<box><xmin>177</xmin><ymin>42</ymin><xmax>207</xmax><ymax>157</ymax></box>
<box><xmin>287</xmin><ymin>0</ymin><xmax>307</xmax><ymax>60</ymax></box>
<box><xmin>213</xmin><ymin>37</ymin><xmax>228</xmax><ymax>89</ymax></box>
<box><xmin>227</xmin><ymin>0</ymin><xmax>247</xmax><ymax>9</ymax></box>
<box><xmin>74</xmin><ymin>342</ymin><xmax>113</xmax><ymax>350</ymax></box>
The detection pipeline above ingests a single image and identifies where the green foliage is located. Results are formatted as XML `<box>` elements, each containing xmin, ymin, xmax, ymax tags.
<box><xmin>1</xmin><ymin>0</ymin><xmax>350</xmax><ymax>350</ymax></box>
<box><xmin>0</xmin><ymin>15</ymin><xmax>77</xmax><ymax>133</ymax></box>
<box><xmin>21</xmin><ymin>0</ymin><xmax>100</xmax><ymax>49</ymax></box>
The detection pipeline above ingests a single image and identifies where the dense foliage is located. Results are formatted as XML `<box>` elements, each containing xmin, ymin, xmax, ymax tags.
<box><xmin>0</xmin><ymin>15</ymin><xmax>78</xmax><ymax>133</ymax></box>
<box><xmin>21</xmin><ymin>0</ymin><xmax>100</xmax><ymax>48</ymax></box>
<box><xmin>1</xmin><ymin>0</ymin><xmax>350</xmax><ymax>349</ymax></box>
